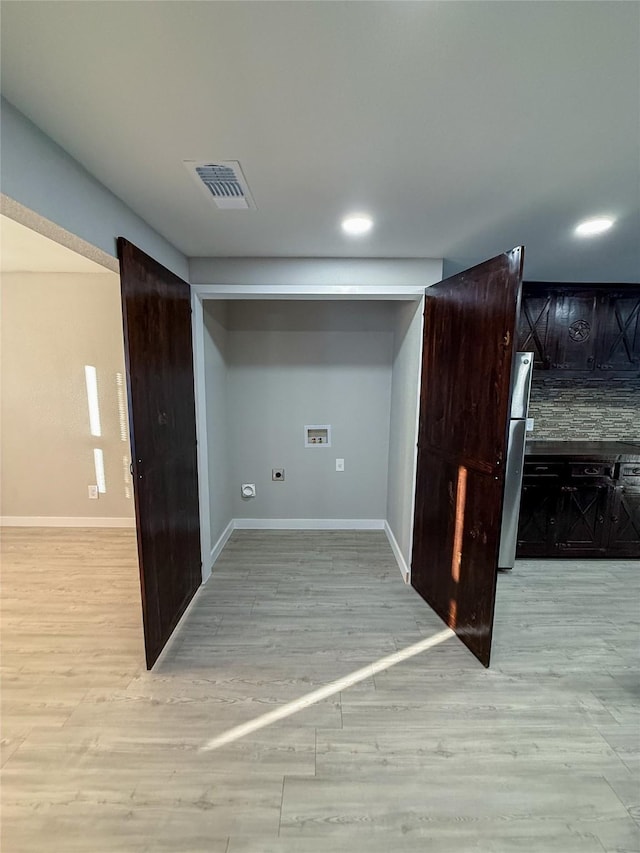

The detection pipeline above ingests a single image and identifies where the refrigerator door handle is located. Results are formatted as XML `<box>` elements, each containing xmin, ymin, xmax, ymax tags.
<box><xmin>510</xmin><ymin>352</ymin><xmax>534</xmax><ymax>419</ymax></box>
<box><xmin>498</xmin><ymin>418</ymin><xmax>528</xmax><ymax>569</ymax></box>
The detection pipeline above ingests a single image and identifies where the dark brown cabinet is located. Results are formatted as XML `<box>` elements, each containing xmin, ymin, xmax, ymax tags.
<box><xmin>517</xmin><ymin>454</ymin><xmax>640</xmax><ymax>558</ymax></box>
<box><xmin>557</xmin><ymin>481</ymin><xmax>610</xmax><ymax>554</ymax></box>
<box><xmin>518</xmin><ymin>284</ymin><xmax>640</xmax><ymax>378</ymax></box>
<box><xmin>598</xmin><ymin>290</ymin><xmax>640</xmax><ymax>373</ymax></box>
<box><xmin>608</xmin><ymin>462</ymin><xmax>640</xmax><ymax>555</ymax></box>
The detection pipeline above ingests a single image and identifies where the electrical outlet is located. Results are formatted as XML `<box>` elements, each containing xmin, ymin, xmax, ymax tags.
<box><xmin>336</xmin><ymin>458</ymin><xmax>345</xmax><ymax>472</ymax></box>
<box><xmin>526</xmin><ymin>417</ymin><xmax>535</xmax><ymax>432</ymax></box>
<box><xmin>88</xmin><ymin>485</ymin><xmax>99</xmax><ymax>500</ymax></box>
<box><xmin>272</xmin><ymin>468</ymin><xmax>285</xmax><ymax>481</ymax></box>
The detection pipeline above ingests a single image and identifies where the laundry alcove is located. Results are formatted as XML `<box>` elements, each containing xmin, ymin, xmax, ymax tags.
<box><xmin>195</xmin><ymin>295</ymin><xmax>425</xmax><ymax>582</ymax></box>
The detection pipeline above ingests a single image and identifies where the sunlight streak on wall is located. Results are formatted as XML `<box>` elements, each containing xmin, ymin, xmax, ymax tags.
<box><xmin>122</xmin><ymin>455</ymin><xmax>132</xmax><ymax>500</ymax></box>
<box><xmin>84</xmin><ymin>365</ymin><xmax>101</xmax><ymax>437</ymax></box>
<box><xmin>116</xmin><ymin>372</ymin><xmax>128</xmax><ymax>443</ymax></box>
<box><xmin>93</xmin><ymin>448</ymin><xmax>106</xmax><ymax>493</ymax></box>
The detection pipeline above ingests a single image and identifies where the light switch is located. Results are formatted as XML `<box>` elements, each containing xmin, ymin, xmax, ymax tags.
<box><xmin>336</xmin><ymin>458</ymin><xmax>345</xmax><ymax>472</ymax></box>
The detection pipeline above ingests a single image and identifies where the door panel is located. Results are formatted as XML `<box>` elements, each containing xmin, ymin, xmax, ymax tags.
<box><xmin>597</xmin><ymin>290</ymin><xmax>640</xmax><ymax>372</ymax></box>
<box><xmin>518</xmin><ymin>291</ymin><xmax>554</xmax><ymax>368</ymax></box>
<box><xmin>517</xmin><ymin>481</ymin><xmax>560</xmax><ymax>556</ymax></box>
<box><xmin>557</xmin><ymin>483</ymin><xmax>609</xmax><ymax>553</ymax></box>
<box><xmin>412</xmin><ymin>248</ymin><xmax>524</xmax><ymax>666</ymax></box>
<box><xmin>554</xmin><ymin>290</ymin><xmax>598</xmax><ymax>371</ymax></box>
<box><xmin>118</xmin><ymin>238</ymin><xmax>202</xmax><ymax>669</ymax></box>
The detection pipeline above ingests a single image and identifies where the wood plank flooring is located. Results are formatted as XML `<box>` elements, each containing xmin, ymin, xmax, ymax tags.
<box><xmin>1</xmin><ymin>528</ymin><xmax>638</xmax><ymax>852</ymax></box>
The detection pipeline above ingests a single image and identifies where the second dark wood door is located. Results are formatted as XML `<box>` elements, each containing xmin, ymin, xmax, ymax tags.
<box><xmin>412</xmin><ymin>248</ymin><xmax>524</xmax><ymax>666</ymax></box>
<box><xmin>118</xmin><ymin>238</ymin><xmax>202</xmax><ymax>669</ymax></box>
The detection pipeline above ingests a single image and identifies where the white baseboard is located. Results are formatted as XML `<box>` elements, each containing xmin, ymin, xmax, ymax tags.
<box><xmin>233</xmin><ymin>518</ymin><xmax>386</xmax><ymax>530</ymax></box>
<box><xmin>0</xmin><ymin>516</ymin><xmax>135</xmax><ymax>528</ymax></box>
<box><xmin>384</xmin><ymin>521</ymin><xmax>411</xmax><ymax>583</ymax></box>
<box><xmin>206</xmin><ymin>519</ymin><xmax>235</xmax><ymax>579</ymax></box>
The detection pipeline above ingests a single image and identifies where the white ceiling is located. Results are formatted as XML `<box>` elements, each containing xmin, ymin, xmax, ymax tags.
<box><xmin>0</xmin><ymin>215</ymin><xmax>112</xmax><ymax>274</ymax></box>
<box><xmin>1</xmin><ymin>1</ymin><xmax>638</xmax><ymax>282</ymax></box>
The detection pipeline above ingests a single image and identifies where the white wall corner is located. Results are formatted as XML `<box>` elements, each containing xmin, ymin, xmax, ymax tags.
<box><xmin>384</xmin><ymin>520</ymin><xmax>411</xmax><ymax>583</ymax></box>
<box><xmin>192</xmin><ymin>292</ymin><xmax>213</xmax><ymax>581</ymax></box>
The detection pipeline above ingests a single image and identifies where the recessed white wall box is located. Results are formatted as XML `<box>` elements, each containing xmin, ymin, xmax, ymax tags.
<box><xmin>241</xmin><ymin>484</ymin><xmax>256</xmax><ymax>498</ymax></box>
<box><xmin>305</xmin><ymin>425</ymin><xmax>331</xmax><ymax>447</ymax></box>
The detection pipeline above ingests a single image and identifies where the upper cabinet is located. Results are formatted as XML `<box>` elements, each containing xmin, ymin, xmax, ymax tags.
<box><xmin>598</xmin><ymin>289</ymin><xmax>640</xmax><ymax>373</ymax></box>
<box><xmin>518</xmin><ymin>283</ymin><xmax>640</xmax><ymax>378</ymax></box>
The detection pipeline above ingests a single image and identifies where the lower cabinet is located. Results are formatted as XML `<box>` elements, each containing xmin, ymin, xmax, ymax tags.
<box><xmin>608</xmin><ymin>486</ymin><xmax>640</xmax><ymax>556</ymax></box>
<box><xmin>518</xmin><ymin>481</ymin><xmax>560</xmax><ymax>555</ymax></box>
<box><xmin>517</xmin><ymin>459</ymin><xmax>640</xmax><ymax>558</ymax></box>
<box><xmin>557</xmin><ymin>482</ymin><xmax>610</xmax><ymax>554</ymax></box>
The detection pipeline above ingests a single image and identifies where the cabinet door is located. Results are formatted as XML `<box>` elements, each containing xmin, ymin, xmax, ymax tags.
<box><xmin>596</xmin><ymin>289</ymin><xmax>640</xmax><ymax>373</ymax></box>
<box><xmin>516</xmin><ymin>481</ymin><xmax>560</xmax><ymax>556</ymax></box>
<box><xmin>556</xmin><ymin>482</ymin><xmax>609</xmax><ymax>554</ymax></box>
<box><xmin>518</xmin><ymin>290</ymin><xmax>555</xmax><ymax>369</ymax></box>
<box><xmin>553</xmin><ymin>290</ymin><xmax>599</xmax><ymax>372</ymax></box>
<box><xmin>608</xmin><ymin>486</ymin><xmax>640</xmax><ymax>557</ymax></box>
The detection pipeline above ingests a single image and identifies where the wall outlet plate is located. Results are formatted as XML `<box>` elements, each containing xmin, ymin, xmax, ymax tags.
<box><xmin>336</xmin><ymin>458</ymin><xmax>345</xmax><ymax>471</ymax></box>
<box><xmin>241</xmin><ymin>484</ymin><xmax>256</xmax><ymax>498</ymax></box>
<box><xmin>88</xmin><ymin>485</ymin><xmax>99</xmax><ymax>500</ymax></box>
<box><xmin>272</xmin><ymin>468</ymin><xmax>285</xmax><ymax>481</ymax></box>
<box><xmin>526</xmin><ymin>417</ymin><xmax>535</xmax><ymax>432</ymax></box>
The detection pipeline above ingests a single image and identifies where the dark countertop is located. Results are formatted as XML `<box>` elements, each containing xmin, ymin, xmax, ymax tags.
<box><xmin>526</xmin><ymin>440</ymin><xmax>640</xmax><ymax>460</ymax></box>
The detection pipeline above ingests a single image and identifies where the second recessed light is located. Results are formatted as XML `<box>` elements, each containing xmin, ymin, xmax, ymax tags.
<box><xmin>341</xmin><ymin>214</ymin><xmax>374</xmax><ymax>236</ymax></box>
<box><xmin>574</xmin><ymin>216</ymin><xmax>615</xmax><ymax>237</ymax></box>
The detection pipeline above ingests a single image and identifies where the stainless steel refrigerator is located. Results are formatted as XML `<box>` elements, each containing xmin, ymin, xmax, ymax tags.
<box><xmin>498</xmin><ymin>351</ymin><xmax>534</xmax><ymax>570</ymax></box>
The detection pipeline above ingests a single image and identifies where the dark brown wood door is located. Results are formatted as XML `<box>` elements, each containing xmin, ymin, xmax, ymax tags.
<box><xmin>118</xmin><ymin>238</ymin><xmax>201</xmax><ymax>669</ymax></box>
<box><xmin>412</xmin><ymin>248</ymin><xmax>524</xmax><ymax>666</ymax></box>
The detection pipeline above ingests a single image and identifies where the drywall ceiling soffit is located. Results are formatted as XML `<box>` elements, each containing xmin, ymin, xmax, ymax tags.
<box><xmin>1</xmin><ymin>2</ymin><xmax>639</xmax><ymax>281</ymax></box>
<box><xmin>0</xmin><ymin>213</ymin><xmax>115</xmax><ymax>274</ymax></box>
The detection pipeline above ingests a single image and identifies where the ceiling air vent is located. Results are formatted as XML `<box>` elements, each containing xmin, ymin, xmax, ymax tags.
<box><xmin>184</xmin><ymin>160</ymin><xmax>256</xmax><ymax>210</ymax></box>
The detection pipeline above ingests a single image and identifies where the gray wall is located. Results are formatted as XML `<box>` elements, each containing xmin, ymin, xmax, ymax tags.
<box><xmin>529</xmin><ymin>380</ymin><xmax>640</xmax><ymax>441</ymax></box>
<box><xmin>1</xmin><ymin>98</ymin><xmax>188</xmax><ymax>279</ymax></box>
<box><xmin>203</xmin><ymin>303</ymin><xmax>232</xmax><ymax>545</ymax></box>
<box><xmin>205</xmin><ymin>301</ymin><xmax>395</xmax><ymax>520</ymax></box>
<box><xmin>386</xmin><ymin>299</ymin><xmax>424</xmax><ymax>567</ymax></box>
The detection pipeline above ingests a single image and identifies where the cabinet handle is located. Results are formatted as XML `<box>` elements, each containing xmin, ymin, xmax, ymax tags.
<box><xmin>611</xmin><ymin>516</ymin><xmax>619</xmax><ymax>524</ymax></box>
<box><xmin>584</xmin><ymin>467</ymin><xmax>599</xmax><ymax>475</ymax></box>
<box><xmin>598</xmin><ymin>515</ymin><xmax>604</xmax><ymax>524</ymax></box>
<box><xmin>549</xmin><ymin>518</ymin><xmax>556</xmax><ymax>526</ymax></box>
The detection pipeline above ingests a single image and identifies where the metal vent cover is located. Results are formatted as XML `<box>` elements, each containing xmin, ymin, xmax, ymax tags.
<box><xmin>184</xmin><ymin>160</ymin><xmax>256</xmax><ymax>210</ymax></box>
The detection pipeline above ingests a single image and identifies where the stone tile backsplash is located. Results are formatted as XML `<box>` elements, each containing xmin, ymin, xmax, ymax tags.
<box><xmin>528</xmin><ymin>379</ymin><xmax>640</xmax><ymax>441</ymax></box>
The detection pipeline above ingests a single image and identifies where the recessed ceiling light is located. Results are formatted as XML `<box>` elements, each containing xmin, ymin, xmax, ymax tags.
<box><xmin>341</xmin><ymin>214</ymin><xmax>373</xmax><ymax>236</ymax></box>
<box><xmin>574</xmin><ymin>216</ymin><xmax>615</xmax><ymax>237</ymax></box>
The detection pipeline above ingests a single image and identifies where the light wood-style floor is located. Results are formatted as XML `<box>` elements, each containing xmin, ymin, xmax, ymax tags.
<box><xmin>1</xmin><ymin>528</ymin><xmax>638</xmax><ymax>852</ymax></box>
